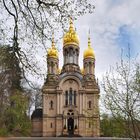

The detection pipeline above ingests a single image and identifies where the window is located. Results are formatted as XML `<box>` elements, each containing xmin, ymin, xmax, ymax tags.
<box><xmin>69</xmin><ymin>88</ymin><xmax>72</xmax><ymax>105</ymax></box>
<box><xmin>73</xmin><ymin>51</ymin><xmax>76</xmax><ymax>64</ymax></box>
<box><xmin>89</xmin><ymin>122</ymin><xmax>91</xmax><ymax>128</ymax></box>
<box><xmin>65</xmin><ymin>91</ymin><xmax>68</xmax><ymax>106</ymax></box>
<box><xmin>50</xmin><ymin>100</ymin><xmax>53</xmax><ymax>109</ymax></box>
<box><xmin>51</xmin><ymin>61</ymin><xmax>53</xmax><ymax>73</ymax></box>
<box><xmin>88</xmin><ymin>101</ymin><xmax>91</xmax><ymax>109</ymax></box>
<box><xmin>69</xmin><ymin>48</ymin><xmax>73</xmax><ymax>63</ymax></box>
<box><xmin>74</xmin><ymin>91</ymin><xmax>76</xmax><ymax>106</ymax></box>
<box><xmin>50</xmin><ymin>123</ymin><xmax>53</xmax><ymax>128</ymax></box>
<box><xmin>65</xmin><ymin>88</ymin><xmax>76</xmax><ymax>106</ymax></box>
<box><xmin>89</xmin><ymin>62</ymin><xmax>92</xmax><ymax>74</ymax></box>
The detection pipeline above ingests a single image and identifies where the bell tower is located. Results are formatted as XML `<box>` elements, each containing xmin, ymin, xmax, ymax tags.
<box><xmin>83</xmin><ymin>34</ymin><xmax>95</xmax><ymax>76</ymax></box>
<box><xmin>47</xmin><ymin>35</ymin><xmax>59</xmax><ymax>75</ymax></box>
<box><xmin>62</xmin><ymin>18</ymin><xmax>80</xmax><ymax>73</ymax></box>
<box><xmin>44</xmin><ymin>34</ymin><xmax>59</xmax><ymax>87</ymax></box>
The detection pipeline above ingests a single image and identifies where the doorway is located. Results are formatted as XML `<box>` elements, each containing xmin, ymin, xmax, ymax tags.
<box><xmin>68</xmin><ymin>117</ymin><xmax>74</xmax><ymax>135</ymax></box>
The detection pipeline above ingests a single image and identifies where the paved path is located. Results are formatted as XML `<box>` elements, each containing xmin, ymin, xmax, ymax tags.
<box><xmin>0</xmin><ymin>137</ymin><xmax>132</xmax><ymax>140</ymax></box>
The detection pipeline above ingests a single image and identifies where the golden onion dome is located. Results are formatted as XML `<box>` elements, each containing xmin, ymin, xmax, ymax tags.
<box><xmin>63</xmin><ymin>18</ymin><xmax>79</xmax><ymax>47</ymax></box>
<box><xmin>84</xmin><ymin>36</ymin><xmax>95</xmax><ymax>59</ymax></box>
<box><xmin>47</xmin><ymin>35</ymin><xmax>58</xmax><ymax>59</ymax></box>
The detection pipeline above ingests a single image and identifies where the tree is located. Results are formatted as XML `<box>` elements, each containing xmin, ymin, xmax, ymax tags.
<box><xmin>25</xmin><ymin>86</ymin><xmax>42</xmax><ymax>116</ymax></box>
<box><xmin>102</xmin><ymin>55</ymin><xmax>140</xmax><ymax>139</ymax></box>
<box><xmin>100</xmin><ymin>113</ymin><xmax>127</xmax><ymax>137</ymax></box>
<box><xmin>5</xmin><ymin>90</ymin><xmax>31</xmax><ymax>136</ymax></box>
<box><xmin>0</xmin><ymin>0</ymin><xmax>95</xmax><ymax>83</ymax></box>
<box><xmin>0</xmin><ymin>45</ymin><xmax>31</xmax><ymax>136</ymax></box>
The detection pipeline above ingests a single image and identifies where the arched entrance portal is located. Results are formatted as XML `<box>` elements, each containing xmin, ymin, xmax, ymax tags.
<box><xmin>67</xmin><ymin>117</ymin><xmax>74</xmax><ymax>135</ymax></box>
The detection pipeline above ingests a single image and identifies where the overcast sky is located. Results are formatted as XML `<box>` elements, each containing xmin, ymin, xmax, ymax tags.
<box><xmin>73</xmin><ymin>0</ymin><xmax>140</xmax><ymax>80</ymax></box>
<box><xmin>72</xmin><ymin>0</ymin><xmax>140</xmax><ymax>112</ymax></box>
<box><xmin>26</xmin><ymin>0</ymin><xmax>140</xmax><ymax>90</ymax></box>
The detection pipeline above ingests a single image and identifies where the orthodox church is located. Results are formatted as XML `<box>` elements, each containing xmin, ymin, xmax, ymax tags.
<box><xmin>31</xmin><ymin>19</ymin><xmax>100</xmax><ymax>137</ymax></box>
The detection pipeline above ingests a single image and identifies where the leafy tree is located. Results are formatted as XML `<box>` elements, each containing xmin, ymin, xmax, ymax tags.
<box><xmin>102</xmin><ymin>55</ymin><xmax>140</xmax><ymax>139</ymax></box>
<box><xmin>5</xmin><ymin>90</ymin><xmax>31</xmax><ymax>136</ymax></box>
<box><xmin>100</xmin><ymin>114</ymin><xmax>126</xmax><ymax>137</ymax></box>
<box><xmin>0</xmin><ymin>45</ymin><xmax>31</xmax><ymax>136</ymax></box>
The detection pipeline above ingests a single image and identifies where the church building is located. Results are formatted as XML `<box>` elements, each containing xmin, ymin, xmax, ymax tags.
<box><xmin>31</xmin><ymin>19</ymin><xmax>100</xmax><ymax>137</ymax></box>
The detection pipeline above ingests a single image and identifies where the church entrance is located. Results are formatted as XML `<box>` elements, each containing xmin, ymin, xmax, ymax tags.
<box><xmin>67</xmin><ymin>117</ymin><xmax>74</xmax><ymax>135</ymax></box>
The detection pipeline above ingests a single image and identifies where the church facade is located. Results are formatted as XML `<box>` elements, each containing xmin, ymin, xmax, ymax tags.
<box><xmin>31</xmin><ymin>19</ymin><xmax>100</xmax><ymax>137</ymax></box>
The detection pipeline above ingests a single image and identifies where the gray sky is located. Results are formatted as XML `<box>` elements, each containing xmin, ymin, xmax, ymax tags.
<box><xmin>5</xmin><ymin>0</ymin><xmax>139</xmax><ymax>91</ymax></box>
<box><xmin>57</xmin><ymin>0</ymin><xmax>140</xmax><ymax>81</ymax></box>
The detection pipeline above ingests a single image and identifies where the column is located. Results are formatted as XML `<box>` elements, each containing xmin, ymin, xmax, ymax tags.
<box><xmin>93</xmin><ymin>63</ymin><xmax>95</xmax><ymax>74</ymax></box>
<box><xmin>72</xmin><ymin>92</ymin><xmax>74</xmax><ymax>105</ymax></box>
<box><xmin>85</xmin><ymin>94</ymin><xmax>87</xmax><ymax>111</ymax></box>
<box><xmin>63</xmin><ymin>118</ymin><xmax>65</xmax><ymax>129</ymax></box>
<box><xmin>66</xmin><ymin>118</ymin><xmax>67</xmax><ymax>129</ymax></box>
<box><xmin>89</xmin><ymin>63</ymin><xmax>91</xmax><ymax>74</ymax></box>
<box><xmin>54</xmin><ymin>63</ymin><xmax>56</xmax><ymax>74</ymax></box>
<box><xmin>64</xmin><ymin>51</ymin><xmax>66</xmax><ymax>64</ymax></box>
<box><xmin>59</xmin><ymin>93</ymin><xmax>62</xmax><ymax>114</ymax></box>
<box><xmin>73</xmin><ymin>51</ymin><xmax>75</xmax><ymax>64</ymax></box>
<box><xmin>77</xmin><ymin>118</ymin><xmax>78</xmax><ymax>127</ymax></box>
<box><xmin>74</xmin><ymin>118</ymin><xmax>76</xmax><ymax>128</ymax></box>
<box><xmin>81</xmin><ymin>93</ymin><xmax>83</xmax><ymax>114</ymax></box>
<box><xmin>58</xmin><ymin>93</ymin><xmax>60</xmax><ymax>114</ymax></box>
<box><xmin>87</xmin><ymin>63</ymin><xmax>89</xmax><ymax>74</ymax></box>
<box><xmin>82</xmin><ymin>93</ymin><xmax>84</xmax><ymax>114</ymax></box>
<box><xmin>68</xmin><ymin>92</ymin><xmax>69</xmax><ymax>105</ymax></box>
<box><xmin>79</xmin><ymin>93</ymin><xmax>81</xmax><ymax>114</ymax></box>
<box><xmin>48</xmin><ymin>65</ymin><xmax>51</xmax><ymax>73</ymax></box>
<box><xmin>70</xmin><ymin>50</ymin><xmax>73</xmax><ymax>63</ymax></box>
<box><xmin>84</xmin><ymin>63</ymin><xmax>87</xmax><ymax>75</ymax></box>
<box><xmin>65</xmin><ymin>54</ymin><xmax>67</xmax><ymax>64</ymax></box>
<box><xmin>79</xmin><ymin>93</ymin><xmax>82</xmax><ymax>114</ymax></box>
<box><xmin>74</xmin><ymin>53</ymin><xmax>76</xmax><ymax>64</ymax></box>
<box><xmin>57</xmin><ymin>93</ymin><xmax>59</xmax><ymax>114</ymax></box>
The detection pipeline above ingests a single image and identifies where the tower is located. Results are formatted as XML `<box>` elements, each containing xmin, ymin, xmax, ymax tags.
<box><xmin>83</xmin><ymin>35</ymin><xmax>100</xmax><ymax>136</ymax></box>
<box><xmin>62</xmin><ymin>18</ymin><xmax>80</xmax><ymax>73</ymax></box>
<box><xmin>32</xmin><ymin>18</ymin><xmax>100</xmax><ymax>137</ymax></box>
<box><xmin>47</xmin><ymin>35</ymin><xmax>59</xmax><ymax>75</ymax></box>
<box><xmin>83</xmin><ymin>35</ymin><xmax>95</xmax><ymax>75</ymax></box>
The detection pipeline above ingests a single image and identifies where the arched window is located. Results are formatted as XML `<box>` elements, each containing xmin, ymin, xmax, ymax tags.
<box><xmin>69</xmin><ymin>88</ymin><xmax>72</xmax><ymax>105</ymax></box>
<box><xmin>89</xmin><ymin>62</ymin><xmax>92</xmax><ymax>74</ymax></box>
<box><xmin>89</xmin><ymin>122</ymin><xmax>91</xmax><ymax>128</ymax></box>
<box><xmin>50</xmin><ymin>100</ymin><xmax>53</xmax><ymax>109</ymax></box>
<box><xmin>69</xmin><ymin>48</ymin><xmax>73</xmax><ymax>63</ymax></box>
<box><xmin>50</xmin><ymin>123</ymin><xmax>53</xmax><ymax>128</ymax></box>
<box><xmin>88</xmin><ymin>101</ymin><xmax>91</xmax><ymax>109</ymax></box>
<box><xmin>76</xmin><ymin>49</ymin><xmax>78</xmax><ymax>64</ymax></box>
<box><xmin>65</xmin><ymin>91</ymin><xmax>68</xmax><ymax>106</ymax></box>
<box><xmin>65</xmin><ymin>49</ymin><xmax>68</xmax><ymax>64</ymax></box>
<box><xmin>51</xmin><ymin>61</ymin><xmax>53</xmax><ymax>73</ymax></box>
<box><xmin>74</xmin><ymin>91</ymin><xmax>76</xmax><ymax>106</ymax></box>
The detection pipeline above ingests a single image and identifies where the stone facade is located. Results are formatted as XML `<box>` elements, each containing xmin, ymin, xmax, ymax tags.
<box><xmin>32</xmin><ymin>20</ymin><xmax>100</xmax><ymax>137</ymax></box>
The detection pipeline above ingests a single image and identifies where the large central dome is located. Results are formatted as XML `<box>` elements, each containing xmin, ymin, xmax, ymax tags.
<box><xmin>63</xmin><ymin>18</ymin><xmax>79</xmax><ymax>47</ymax></box>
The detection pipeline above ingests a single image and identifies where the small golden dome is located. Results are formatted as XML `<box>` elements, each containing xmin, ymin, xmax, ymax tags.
<box><xmin>63</xmin><ymin>18</ymin><xmax>79</xmax><ymax>47</ymax></box>
<box><xmin>84</xmin><ymin>36</ymin><xmax>95</xmax><ymax>59</ymax></box>
<box><xmin>47</xmin><ymin>35</ymin><xmax>58</xmax><ymax>59</ymax></box>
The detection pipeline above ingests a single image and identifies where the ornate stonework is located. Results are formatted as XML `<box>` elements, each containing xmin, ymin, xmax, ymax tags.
<box><xmin>31</xmin><ymin>19</ymin><xmax>100</xmax><ymax>137</ymax></box>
